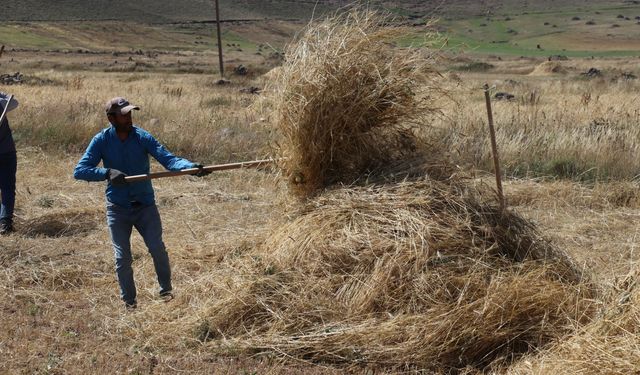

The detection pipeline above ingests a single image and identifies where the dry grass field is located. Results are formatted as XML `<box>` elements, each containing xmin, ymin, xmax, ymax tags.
<box><xmin>2</xmin><ymin>13</ymin><xmax>640</xmax><ymax>374</ymax></box>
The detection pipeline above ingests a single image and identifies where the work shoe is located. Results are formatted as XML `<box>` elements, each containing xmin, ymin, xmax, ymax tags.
<box><xmin>159</xmin><ymin>290</ymin><xmax>174</xmax><ymax>302</ymax></box>
<box><xmin>0</xmin><ymin>220</ymin><xmax>13</xmax><ymax>235</ymax></box>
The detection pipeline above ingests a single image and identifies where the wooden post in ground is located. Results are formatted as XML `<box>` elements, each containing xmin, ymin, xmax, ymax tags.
<box><xmin>214</xmin><ymin>0</ymin><xmax>224</xmax><ymax>79</ymax></box>
<box><xmin>483</xmin><ymin>83</ymin><xmax>506</xmax><ymax>212</ymax></box>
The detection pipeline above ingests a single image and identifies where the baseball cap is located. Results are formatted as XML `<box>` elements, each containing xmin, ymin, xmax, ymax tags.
<box><xmin>105</xmin><ymin>97</ymin><xmax>140</xmax><ymax>115</ymax></box>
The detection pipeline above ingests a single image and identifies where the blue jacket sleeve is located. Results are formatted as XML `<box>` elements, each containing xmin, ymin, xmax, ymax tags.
<box><xmin>74</xmin><ymin>135</ymin><xmax>109</xmax><ymax>181</ymax></box>
<box><xmin>143</xmin><ymin>132</ymin><xmax>195</xmax><ymax>171</ymax></box>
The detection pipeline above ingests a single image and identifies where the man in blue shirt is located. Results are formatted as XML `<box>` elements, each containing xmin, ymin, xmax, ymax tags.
<box><xmin>0</xmin><ymin>92</ymin><xmax>19</xmax><ymax>235</ymax></box>
<box><xmin>74</xmin><ymin>97</ymin><xmax>208</xmax><ymax>309</ymax></box>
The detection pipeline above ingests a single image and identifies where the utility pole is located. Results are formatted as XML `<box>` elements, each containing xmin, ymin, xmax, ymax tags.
<box><xmin>214</xmin><ymin>0</ymin><xmax>224</xmax><ymax>79</ymax></box>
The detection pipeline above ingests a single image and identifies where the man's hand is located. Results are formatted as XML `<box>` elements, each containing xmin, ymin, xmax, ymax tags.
<box><xmin>107</xmin><ymin>169</ymin><xmax>128</xmax><ymax>186</ymax></box>
<box><xmin>192</xmin><ymin>164</ymin><xmax>211</xmax><ymax>178</ymax></box>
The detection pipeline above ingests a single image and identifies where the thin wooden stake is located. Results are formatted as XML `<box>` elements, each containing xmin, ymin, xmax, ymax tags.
<box><xmin>214</xmin><ymin>0</ymin><xmax>224</xmax><ymax>79</ymax></box>
<box><xmin>483</xmin><ymin>84</ymin><xmax>506</xmax><ymax>212</ymax></box>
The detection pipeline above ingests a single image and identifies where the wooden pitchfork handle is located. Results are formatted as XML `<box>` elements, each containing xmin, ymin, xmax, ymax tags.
<box><xmin>124</xmin><ymin>158</ymin><xmax>277</xmax><ymax>183</ymax></box>
<box><xmin>0</xmin><ymin>94</ymin><xmax>14</xmax><ymax>127</ymax></box>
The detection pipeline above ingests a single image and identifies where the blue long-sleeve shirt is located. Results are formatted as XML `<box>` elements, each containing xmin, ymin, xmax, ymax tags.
<box><xmin>74</xmin><ymin>125</ymin><xmax>196</xmax><ymax>208</ymax></box>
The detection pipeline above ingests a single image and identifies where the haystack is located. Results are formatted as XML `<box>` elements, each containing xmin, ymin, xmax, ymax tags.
<box><xmin>199</xmin><ymin>180</ymin><xmax>593</xmax><ymax>372</ymax></box>
<box><xmin>529</xmin><ymin>61</ymin><xmax>567</xmax><ymax>76</ymax></box>
<box><xmin>196</xmin><ymin>10</ymin><xmax>595</xmax><ymax>372</ymax></box>
<box><xmin>265</xmin><ymin>9</ymin><xmax>443</xmax><ymax>198</ymax></box>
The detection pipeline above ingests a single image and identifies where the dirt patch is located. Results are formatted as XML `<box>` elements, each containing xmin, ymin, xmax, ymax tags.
<box><xmin>21</xmin><ymin>208</ymin><xmax>102</xmax><ymax>238</ymax></box>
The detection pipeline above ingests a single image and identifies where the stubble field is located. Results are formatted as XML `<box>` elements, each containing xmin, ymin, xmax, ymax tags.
<box><xmin>2</xmin><ymin>47</ymin><xmax>640</xmax><ymax>373</ymax></box>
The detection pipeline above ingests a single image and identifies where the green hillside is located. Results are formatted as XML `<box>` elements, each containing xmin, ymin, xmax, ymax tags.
<box><xmin>434</xmin><ymin>2</ymin><xmax>640</xmax><ymax>57</ymax></box>
<box><xmin>1</xmin><ymin>1</ymin><xmax>639</xmax><ymax>57</ymax></box>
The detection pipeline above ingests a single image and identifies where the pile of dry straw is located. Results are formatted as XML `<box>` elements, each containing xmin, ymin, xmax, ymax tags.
<box><xmin>197</xmin><ymin>10</ymin><xmax>600</xmax><ymax>372</ymax></box>
<box><xmin>266</xmin><ymin>9</ymin><xmax>445</xmax><ymax>198</ymax></box>
<box><xmin>507</xmin><ymin>268</ymin><xmax>640</xmax><ymax>374</ymax></box>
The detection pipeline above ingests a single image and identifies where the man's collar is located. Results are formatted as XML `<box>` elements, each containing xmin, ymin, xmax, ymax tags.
<box><xmin>108</xmin><ymin>124</ymin><xmax>137</xmax><ymax>138</ymax></box>
<box><xmin>109</xmin><ymin>123</ymin><xmax>137</xmax><ymax>131</ymax></box>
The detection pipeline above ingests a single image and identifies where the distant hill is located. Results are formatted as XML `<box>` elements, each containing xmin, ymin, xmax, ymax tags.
<box><xmin>1</xmin><ymin>1</ymin><xmax>624</xmax><ymax>23</ymax></box>
<box><xmin>3</xmin><ymin>0</ymin><xmax>334</xmax><ymax>23</ymax></box>
<box><xmin>2</xmin><ymin>0</ymin><xmax>639</xmax><ymax>57</ymax></box>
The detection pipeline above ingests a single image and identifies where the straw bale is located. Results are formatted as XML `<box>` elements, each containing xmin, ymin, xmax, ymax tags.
<box><xmin>265</xmin><ymin>10</ymin><xmax>443</xmax><ymax>198</ymax></box>
<box><xmin>197</xmin><ymin>179</ymin><xmax>595</xmax><ymax>372</ymax></box>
